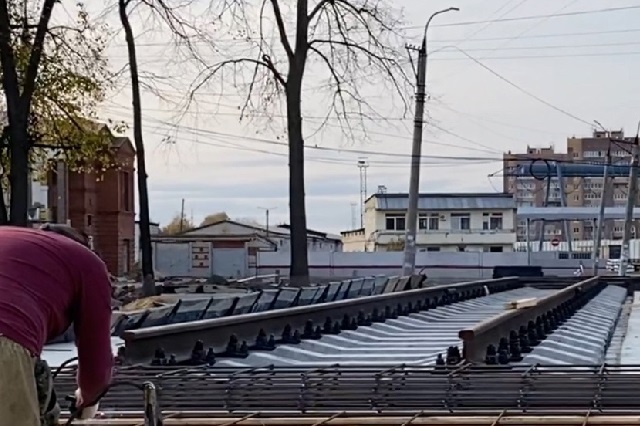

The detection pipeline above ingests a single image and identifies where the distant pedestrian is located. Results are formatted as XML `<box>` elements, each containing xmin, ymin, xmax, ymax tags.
<box><xmin>0</xmin><ymin>224</ymin><xmax>113</xmax><ymax>425</ymax></box>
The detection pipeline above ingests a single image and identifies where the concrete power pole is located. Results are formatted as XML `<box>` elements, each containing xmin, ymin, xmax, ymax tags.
<box><xmin>619</xmin><ymin>131</ymin><xmax>640</xmax><ymax>277</ymax></box>
<box><xmin>357</xmin><ymin>159</ymin><xmax>369</xmax><ymax>228</ymax></box>
<box><xmin>402</xmin><ymin>7</ymin><xmax>459</xmax><ymax>276</ymax></box>
<box><xmin>402</xmin><ymin>43</ymin><xmax>427</xmax><ymax>276</ymax></box>
<box><xmin>592</xmin><ymin>140</ymin><xmax>610</xmax><ymax>275</ymax></box>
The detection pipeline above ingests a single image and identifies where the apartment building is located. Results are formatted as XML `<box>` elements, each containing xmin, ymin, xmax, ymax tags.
<box><xmin>567</xmin><ymin>129</ymin><xmax>640</xmax><ymax>241</ymax></box>
<box><xmin>503</xmin><ymin>130</ymin><xmax>639</xmax><ymax>242</ymax></box>
<box><xmin>503</xmin><ymin>146</ymin><xmax>568</xmax><ymax>241</ymax></box>
<box><xmin>341</xmin><ymin>192</ymin><xmax>517</xmax><ymax>252</ymax></box>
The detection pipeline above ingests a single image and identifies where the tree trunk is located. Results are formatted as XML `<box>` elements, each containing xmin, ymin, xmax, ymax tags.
<box><xmin>119</xmin><ymin>0</ymin><xmax>155</xmax><ymax>296</ymax></box>
<box><xmin>8</xmin><ymin>123</ymin><xmax>30</xmax><ymax>226</ymax></box>
<box><xmin>286</xmin><ymin>78</ymin><xmax>310</xmax><ymax>286</ymax></box>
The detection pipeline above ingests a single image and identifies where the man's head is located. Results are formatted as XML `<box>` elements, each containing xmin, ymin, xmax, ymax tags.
<box><xmin>39</xmin><ymin>223</ymin><xmax>90</xmax><ymax>248</ymax></box>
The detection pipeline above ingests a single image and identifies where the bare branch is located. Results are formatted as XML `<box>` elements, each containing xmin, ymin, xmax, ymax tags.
<box><xmin>268</xmin><ymin>0</ymin><xmax>293</xmax><ymax>60</ymax></box>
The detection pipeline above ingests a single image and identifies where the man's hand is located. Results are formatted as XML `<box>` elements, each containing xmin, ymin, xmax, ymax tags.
<box><xmin>74</xmin><ymin>389</ymin><xmax>100</xmax><ymax>419</ymax></box>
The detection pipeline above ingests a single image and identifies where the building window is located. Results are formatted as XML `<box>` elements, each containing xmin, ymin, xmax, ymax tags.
<box><xmin>385</xmin><ymin>214</ymin><xmax>406</xmax><ymax>231</ymax></box>
<box><xmin>121</xmin><ymin>171</ymin><xmax>131</xmax><ymax>211</ymax></box>
<box><xmin>418</xmin><ymin>214</ymin><xmax>439</xmax><ymax>230</ymax></box>
<box><xmin>483</xmin><ymin>213</ymin><xmax>503</xmax><ymax>230</ymax></box>
<box><xmin>426</xmin><ymin>246</ymin><xmax>440</xmax><ymax>252</ymax></box>
<box><xmin>451</xmin><ymin>213</ymin><xmax>470</xmax><ymax>231</ymax></box>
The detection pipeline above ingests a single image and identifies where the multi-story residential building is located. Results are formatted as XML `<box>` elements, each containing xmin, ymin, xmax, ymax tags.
<box><xmin>566</xmin><ymin>129</ymin><xmax>640</xmax><ymax>241</ymax></box>
<box><xmin>503</xmin><ymin>130</ymin><xmax>640</xmax><ymax>242</ymax></box>
<box><xmin>503</xmin><ymin>145</ymin><xmax>568</xmax><ymax>241</ymax></box>
<box><xmin>341</xmin><ymin>192</ymin><xmax>517</xmax><ymax>252</ymax></box>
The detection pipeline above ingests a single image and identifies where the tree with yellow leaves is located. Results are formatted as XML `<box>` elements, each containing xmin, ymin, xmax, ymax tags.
<box><xmin>161</xmin><ymin>214</ymin><xmax>195</xmax><ymax>235</ymax></box>
<box><xmin>200</xmin><ymin>212</ymin><xmax>229</xmax><ymax>227</ymax></box>
<box><xmin>0</xmin><ymin>0</ymin><xmax>118</xmax><ymax>225</ymax></box>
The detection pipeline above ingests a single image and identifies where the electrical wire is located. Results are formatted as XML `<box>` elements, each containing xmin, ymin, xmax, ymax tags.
<box><xmin>426</xmin><ymin>5</ymin><xmax>640</xmax><ymax>29</ymax></box>
<box><xmin>110</xmin><ymin>26</ymin><xmax>640</xmax><ymax>50</ymax></box>
<box><xmin>486</xmin><ymin>0</ymin><xmax>580</xmax><ymax>51</ymax></box>
<box><xmin>449</xmin><ymin>47</ymin><xmax>593</xmax><ymax>126</ymax></box>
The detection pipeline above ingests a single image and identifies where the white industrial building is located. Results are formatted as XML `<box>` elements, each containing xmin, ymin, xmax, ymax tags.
<box><xmin>134</xmin><ymin>220</ymin><xmax>161</xmax><ymax>263</ymax></box>
<box><xmin>342</xmin><ymin>192</ymin><xmax>517</xmax><ymax>253</ymax></box>
<box><xmin>152</xmin><ymin>219</ymin><xmax>342</xmax><ymax>278</ymax></box>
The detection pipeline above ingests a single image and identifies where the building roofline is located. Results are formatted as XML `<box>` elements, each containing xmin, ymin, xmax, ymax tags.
<box><xmin>365</xmin><ymin>192</ymin><xmax>513</xmax><ymax>204</ymax></box>
<box><xmin>340</xmin><ymin>227</ymin><xmax>365</xmax><ymax>236</ymax></box>
<box><xmin>178</xmin><ymin>219</ymin><xmax>341</xmax><ymax>241</ymax></box>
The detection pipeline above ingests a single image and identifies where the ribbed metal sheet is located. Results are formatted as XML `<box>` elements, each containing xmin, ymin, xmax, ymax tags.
<box><xmin>619</xmin><ymin>292</ymin><xmax>640</xmax><ymax>364</ymax></box>
<box><xmin>519</xmin><ymin>285</ymin><xmax>627</xmax><ymax>365</ymax></box>
<box><xmin>42</xmin><ymin>337</ymin><xmax>124</xmax><ymax>367</ymax></box>
<box><xmin>214</xmin><ymin>287</ymin><xmax>553</xmax><ymax>367</ymax></box>
<box><xmin>371</xmin><ymin>193</ymin><xmax>515</xmax><ymax>211</ymax></box>
<box><xmin>605</xmin><ymin>295</ymin><xmax>633</xmax><ymax>364</ymax></box>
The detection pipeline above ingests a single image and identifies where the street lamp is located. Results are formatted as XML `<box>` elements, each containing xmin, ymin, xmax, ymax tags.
<box><xmin>402</xmin><ymin>7</ymin><xmax>459</xmax><ymax>276</ymax></box>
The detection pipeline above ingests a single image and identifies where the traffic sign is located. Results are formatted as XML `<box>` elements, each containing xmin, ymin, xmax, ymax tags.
<box><xmin>551</xmin><ymin>238</ymin><xmax>560</xmax><ymax>247</ymax></box>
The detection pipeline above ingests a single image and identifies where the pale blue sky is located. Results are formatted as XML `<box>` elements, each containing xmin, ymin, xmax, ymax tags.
<box><xmin>91</xmin><ymin>0</ymin><xmax>640</xmax><ymax>232</ymax></box>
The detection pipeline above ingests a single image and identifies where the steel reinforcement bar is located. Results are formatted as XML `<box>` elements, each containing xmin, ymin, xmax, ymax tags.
<box><xmin>52</xmin><ymin>364</ymin><xmax>640</xmax><ymax>413</ymax></box>
<box><xmin>58</xmin><ymin>413</ymin><xmax>640</xmax><ymax>426</ymax></box>
<box><xmin>459</xmin><ymin>276</ymin><xmax>603</xmax><ymax>363</ymax></box>
<box><xmin>122</xmin><ymin>277</ymin><xmax>519</xmax><ymax>362</ymax></box>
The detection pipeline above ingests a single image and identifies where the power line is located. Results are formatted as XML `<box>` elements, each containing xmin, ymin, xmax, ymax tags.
<box><xmin>485</xmin><ymin>0</ymin><xmax>580</xmax><ymax>51</ymax></box>
<box><xmin>109</xmin><ymin>27</ymin><xmax>640</xmax><ymax>50</ymax></box>
<box><xmin>452</xmin><ymin>47</ymin><xmax>592</xmax><ymax>126</ymax></box>
<box><xmin>101</xmin><ymin>104</ymin><xmax>503</xmax><ymax>155</ymax></box>
<box><xmin>440</xmin><ymin>0</ymin><xmax>529</xmax><ymax>49</ymax></box>
<box><xmin>439</xmin><ymin>40</ymin><xmax>640</xmax><ymax>52</ymax></box>
<box><xmin>433</xmin><ymin>50</ymin><xmax>640</xmax><ymax>61</ymax></box>
<box><xmin>102</xmin><ymin>106</ymin><xmax>626</xmax><ymax>168</ymax></box>
<box><xmin>104</xmin><ymin>107</ymin><xmax>498</xmax><ymax>161</ymax></box>
<box><xmin>428</xmin><ymin>5</ymin><xmax>640</xmax><ymax>29</ymax></box>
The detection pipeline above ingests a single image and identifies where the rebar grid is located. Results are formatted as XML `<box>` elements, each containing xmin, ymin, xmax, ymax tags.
<box><xmin>52</xmin><ymin>364</ymin><xmax>640</xmax><ymax>414</ymax></box>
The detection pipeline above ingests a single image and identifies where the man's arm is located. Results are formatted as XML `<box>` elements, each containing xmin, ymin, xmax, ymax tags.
<box><xmin>74</xmin><ymin>254</ymin><xmax>114</xmax><ymax>406</ymax></box>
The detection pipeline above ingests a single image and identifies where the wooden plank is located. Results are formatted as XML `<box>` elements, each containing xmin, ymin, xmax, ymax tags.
<box><xmin>505</xmin><ymin>297</ymin><xmax>538</xmax><ymax>309</ymax></box>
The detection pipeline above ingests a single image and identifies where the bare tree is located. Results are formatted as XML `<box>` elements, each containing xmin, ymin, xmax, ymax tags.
<box><xmin>118</xmin><ymin>0</ymin><xmax>211</xmax><ymax>295</ymax></box>
<box><xmin>191</xmin><ymin>0</ymin><xmax>410</xmax><ymax>284</ymax></box>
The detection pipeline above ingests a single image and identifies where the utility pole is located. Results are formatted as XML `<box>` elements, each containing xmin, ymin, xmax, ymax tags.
<box><xmin>350</xmin><ymin>202</ymin><xmax>357</xmax><ymax>229</ymax></box>
<box><xmin>592</xmin><ymin>139</ymin><xmax>610</xmax><ymax>275</ymax></box>
<box><xmin>619</xmin><ymin>124</ymin><xmax>640</xmax><ymax>277</ymax></box>
<box><xmin>258</xmin><ymin>206</ymin><xmax>276</xmax><ymax>239</ymax></box>
<box><xmin>179</xmin><ymin>198</ymin><xmax>185</xmax><ymax>232</ymax></box>
<box><xmin>402</xmin><ymin>7</ymin><xmax>459</xmax><ymax>276</ymax></box>
<box><xmin>357</xmin><ymin>159</ymin><xmax>369</xmax><ymax>228</ymax></box>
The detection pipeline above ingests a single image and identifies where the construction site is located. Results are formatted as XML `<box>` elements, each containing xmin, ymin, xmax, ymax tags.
<box><xmin>43</xmin><ymin>273</ymin><xmax>640</xmax><ymax>425</ymax></box>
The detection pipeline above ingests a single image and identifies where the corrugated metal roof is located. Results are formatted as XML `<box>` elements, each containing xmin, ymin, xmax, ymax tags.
<box><xmin>517</xmin><ymin>207</ymin><xmax>640</xmax><ymax>220</ymax></box>
<box><xmin>519</xmin><ymin>285</ymin><xmax>626</xmax><ymax>365</ymax></box>
<box><xmin>214</xmin><ymin>287</ymin><xmax>552</xmax><ymax>368</ymax></box>
<box><xmin>371</xmin><ymin>193</ymin><xmax>516</xmax><ymax>211</ymax></box>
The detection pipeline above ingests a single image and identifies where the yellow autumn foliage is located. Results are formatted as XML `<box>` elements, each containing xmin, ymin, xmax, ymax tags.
<box><xmin>1</xmin><ymin>1</ymin><xmax>124</xmax><ymax>177</ymax></box>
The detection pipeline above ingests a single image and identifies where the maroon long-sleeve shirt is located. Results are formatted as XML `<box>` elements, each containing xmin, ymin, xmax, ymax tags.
<box><xmin>0</xmin><ymin>226</ymin><xmax>113</xmax><ymax>404</ymax></box>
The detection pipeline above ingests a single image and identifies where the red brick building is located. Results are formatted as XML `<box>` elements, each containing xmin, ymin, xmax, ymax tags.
<box><xmin>48</xmin><ymin>136</ymin><xmax>136</xmax><ymax>276</ymax></box>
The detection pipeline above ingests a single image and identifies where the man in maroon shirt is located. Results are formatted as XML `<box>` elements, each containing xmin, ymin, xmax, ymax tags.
<box><xmin>0</xmin><ymin>225</ymin><xmax>113</xmax><ymax>425</ymax></box>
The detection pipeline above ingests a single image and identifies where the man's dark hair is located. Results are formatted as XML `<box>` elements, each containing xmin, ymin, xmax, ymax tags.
<box><xmin>39</xmin><ymin>223</ymin><xmax>90</xmax><ymax>248</ymax></box>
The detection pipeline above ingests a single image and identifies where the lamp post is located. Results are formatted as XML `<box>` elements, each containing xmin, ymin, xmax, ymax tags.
<box><xmin>402</xmin><ymin>7</ymin><xmax>460</xmax><ymax>276</ymax></box>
